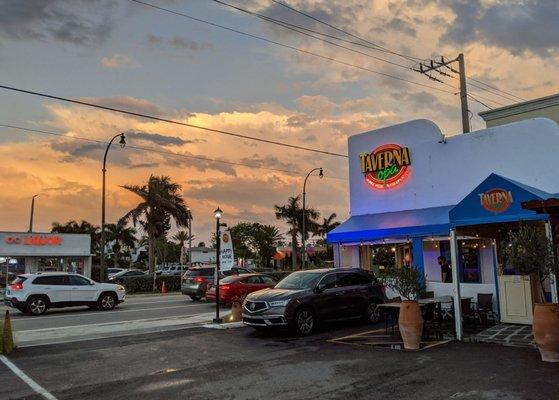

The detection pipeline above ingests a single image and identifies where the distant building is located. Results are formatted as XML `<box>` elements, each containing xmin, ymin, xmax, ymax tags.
<box><xmin>479</xmin><ymin>92</ymin><xmax>559</xmax><ymax>127</ymax></box>
<box><xmin>189</xmin><ymin>246</ymin><xmax>216</xmax><ymax>264</ymax></box>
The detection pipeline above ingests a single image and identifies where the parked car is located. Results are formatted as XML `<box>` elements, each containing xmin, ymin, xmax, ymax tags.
<box><xmin>108</xmin><ymin>269</ymin><xmax>147</xmax><ymax>284</ymax></box>
<box><xmin>205</xmin><ymin>274</ymin><xmax>276</xmax><ymax>305</ymax></box>
<box><xmin>181</xmin><ymin>266</ymin><xmax>253</xmax><ymax>301</ymax></box>
<box><xmin>162</xmin><ymin>264</ymin><xmax>183</xmax><ymax>276</ymax></box>
<box><xmin>4</xmin><ymin>272</ymin><xmax>126</xmax><ymax>316</ymax></box>
<box><xmin>107</xmin><ymin>268</ymin><xmax>125</xmax><ymax>279</ymax></box>
<box><xmin>242</xmin><ymin>268</ymin><xmax>386</xmax><ymax>335</ymax></box>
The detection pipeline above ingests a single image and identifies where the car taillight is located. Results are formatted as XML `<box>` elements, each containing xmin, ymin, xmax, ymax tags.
<box><xmin>10</xmin><ymin>282</ymin><xmax>23</xmax><ymax>291</ymax></box>
<box><xmin>193</xmin><ymin>276</ymin><xmax>206</xmax><ymax>283</ymax></box>
<box><xmin>220</xmin><ymin>284</ymin><xmax>230</xmax><ymax>291</ymax></box>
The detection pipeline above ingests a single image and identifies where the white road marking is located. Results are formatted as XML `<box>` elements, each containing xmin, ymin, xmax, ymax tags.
<box><xmin>0</xmin><ymin>355</ymin><xmax>58</xmax><ymax>400</ymax></box>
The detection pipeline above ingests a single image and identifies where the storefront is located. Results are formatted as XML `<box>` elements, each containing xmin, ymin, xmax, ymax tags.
<box><xmin>0</xmin><ymin>232</ymin><xmax>92</xmax><ymax>280</ymax></box>
<box><xmin>327</xmin><ymin>118</ymin><xmax>559</xmax><ymax>337</ymax></box>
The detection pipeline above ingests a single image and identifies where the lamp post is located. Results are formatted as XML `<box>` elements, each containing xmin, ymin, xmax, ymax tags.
<box><xmin>28</xmin><ymin>194</ymin><xmax>39</xmax><ymax>233</ymax></box>
<box><xmin>302</xmin><ymin>168</ymin><xmax>323</xmax><ymax>270</ymax></box>
<box><xmin>100</xmin><ymin>133</ymin><xmax>126</xmax><ymax>282</ymax></box>
<box><xmin>188</xmin><ymin>207</ymin><xmax>193</xmax><ymax>268</ymax></box>
<box><xmin>213</xmin><ymin>207</ymin><xmax>225</xmax><ymax>324</ymax></box>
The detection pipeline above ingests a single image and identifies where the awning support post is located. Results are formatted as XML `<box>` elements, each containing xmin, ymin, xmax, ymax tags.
<box><xmin>545</xmin><ymin>221</ymin><xmax>559</xmax><ymax>303</ymax></box>
<box><xmin>450</xmin><ymin>229</ymin><xmax>463</xmax><ymax>340</ymax></box>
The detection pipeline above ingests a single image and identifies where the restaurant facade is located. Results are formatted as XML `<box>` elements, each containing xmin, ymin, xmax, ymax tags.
<box><xmin>327</xmin><ymin>117</ymin><xmax>559</xmax><ymax>338</ymax></box>
<box><xmin>0</xmin><ymin>232</ymin><xmax>92</xmax><ymax>278</ymax></box>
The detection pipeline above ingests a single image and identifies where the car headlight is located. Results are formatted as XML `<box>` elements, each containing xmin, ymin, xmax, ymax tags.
<box><xmin>268</xmin><ymin>300</ymin><xmax>289</xmax><ymax>307</ymax></box>
<box><xmin>117</xmin><ymin>285</ymin><xmax>125</xmax><ymax>291</ymax></box>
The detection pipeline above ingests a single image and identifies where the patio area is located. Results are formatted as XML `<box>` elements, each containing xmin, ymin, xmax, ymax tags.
<box><xmin>471</xmin><ymin>324</ymin><xmax>535</xmax><ymax>348</ymax></box>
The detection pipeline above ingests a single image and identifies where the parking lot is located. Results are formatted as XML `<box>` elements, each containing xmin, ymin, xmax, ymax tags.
<box><xmin>1</xmin><ymin>320</ymin><xmax>557</xmax><ymax>400</ymax></box>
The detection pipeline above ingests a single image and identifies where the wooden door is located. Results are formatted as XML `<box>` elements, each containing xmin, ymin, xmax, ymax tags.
<box><xmin>498</xmin><ymin>275</ymin><xmax>533</xmax><ymax>324</ymax></box>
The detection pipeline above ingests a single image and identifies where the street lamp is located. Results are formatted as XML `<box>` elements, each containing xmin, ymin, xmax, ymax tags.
<box><xmin>28</xmin><ymin>194</ymin><xmax>39</xmax><ymax>233</ymax></box>
<box><xmin>213</xmin><ymin>207</ymin><xmax>225</xmax><ymax>324</ymax></box>
<box><xmin>302</xmin><ymin>168</ymin><xmax>323</xmax><ymax>270</ymax></box>
<box><xmin>100</xmin><ymin>133</ymin><xmax>126</xmax><ymax>282</ymax></box>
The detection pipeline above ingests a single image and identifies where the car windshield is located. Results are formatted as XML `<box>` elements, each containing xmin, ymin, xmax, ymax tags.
<box><xmin>275</xmin><ymin>272</ymin><xmax>322</xmax><ymax>290</ymax></box>
<box><xmin>220</xmin><ymin>275</ymin><xmax>240</xmax><ymax>284</ymax></box>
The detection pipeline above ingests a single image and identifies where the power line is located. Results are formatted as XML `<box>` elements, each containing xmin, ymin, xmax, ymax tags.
<box><xmin>467</xmin><ymin>94</ymin><xmax>494</xmax><ymax>110</ymax></box>
<box><xmin>129</xmin><ymin>0</ymin><xmax>456</xmax><ymax>96</ymax></box>
<box><xmin>270</xmin><ymin>0</ymin><xmax>524</xmax><ymax>103</ymax></box>
<box><xmin>0</xmin><ymin>84</ymin><xmax>347</xmax><ymax>158</ymax></box>
<box><xmin>269</xmin><ymin>0</ymin><xmax>423</xmax><ymax>63</ymax></box>
<box><xmin>211</xmin><ymin>0</ymin><xmax>415</xmax><ymax>71</ymax></box>
<box><xmin>0</xmin><ymin>123</ymin><xmax>348</xmax><ymax>180</ymax></box>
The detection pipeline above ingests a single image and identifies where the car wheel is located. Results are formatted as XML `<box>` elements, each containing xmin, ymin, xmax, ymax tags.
<box><xmin>293</xmin><ymin>307</ymin><xmax>315</xmax><ymax>336</ymax></box>
<box><xmin>365</xmin><ymin>300</ymin><xmax>381</xmax><ymax>324</ymax></box>
<box><xmin>98</xmin><ymin>293</ymin><xmax>117</xmax><ymax>311</ymax></box>
<box><xmin>26</xmin><ymin>296</ymin><xmax>48</xmax><ymax>316</ymax></box>
<box><xmin>189</xmin><ymin>295</ymin><xmax>201</xmax><ymax>301</ymax></box>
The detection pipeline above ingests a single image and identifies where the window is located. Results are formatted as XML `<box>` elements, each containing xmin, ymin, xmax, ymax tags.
<box><xmin>33</xmin><ymin>275</ymin><xmax>69</xmax><ymax>285</ymax></box>
<box><xmin>337</xmin><ymin>272</ymin><xmax>368</xmax><ymax>287</ymax></box>
<box><xmin>69</xmin><ymin>276</ymin><xmax>91</xmax><ymax>286</ymax></box>
<box><xmin>317</xmin><ymin>273</ymin><xmax>336</xmax><ymax>290</ymax></box>
<box><xmin>261</xmin><ymin>276</ymin><xmax>275</xmax><ymax>284</ymax></box>
<box><xmin>246</xmin><ymin>276</ymin><xmax>262</xmax><ymax>284</ymax></box>
<box><xmin>439</xmin><ymin>240</ymin><xmax>481</xmax><ymax>283</ymax></box>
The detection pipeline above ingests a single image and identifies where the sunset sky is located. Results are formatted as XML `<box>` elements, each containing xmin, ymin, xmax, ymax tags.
<box><xmin>0</xmin><ymin>0</ymin><xmax>557</xmax><ymax>243</ymax></box>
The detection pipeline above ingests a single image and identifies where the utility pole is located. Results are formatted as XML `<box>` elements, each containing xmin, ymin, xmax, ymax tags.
<box><xmin>28</xmin><ymin>194</ymin><xmax>39</xmax><ymax>233</ymax></box>
<box><xmin>413</xmin><ymin>53</ymin><xmax>470</xmax><ymax>133</ymax></box>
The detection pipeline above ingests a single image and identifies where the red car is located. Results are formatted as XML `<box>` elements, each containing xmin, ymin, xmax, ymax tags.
<box><xmin>206</xmin><ymin>274</ymin><xmax>276</xmax><ymax>305</ymax></box>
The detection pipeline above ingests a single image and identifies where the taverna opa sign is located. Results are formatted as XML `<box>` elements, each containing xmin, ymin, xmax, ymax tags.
<box><xmin>359</xmin><ymin>144</ymin><xmax>411</xmax><ymax>189</ymax></box>
<box><xmin>479</xmin><ymin>188</ymin><xmax>514</xmax><ymax>213</ymax></box>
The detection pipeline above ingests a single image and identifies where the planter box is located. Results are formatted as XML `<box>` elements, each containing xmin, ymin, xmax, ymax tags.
<box><xmin>498</xmin><ymin>274</ymin><xmax>538</xmax><ymax>324</ymax></box>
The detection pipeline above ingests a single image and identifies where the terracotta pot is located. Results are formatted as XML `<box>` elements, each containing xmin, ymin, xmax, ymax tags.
<box><xmin>398</xmin><ymin>300</ymin><xmax>424</xmax><ymax>350</ymax></box>
<box><xmin>533</xmin><ymin>303</ymin><xmax>559</xmax><ymax>362</ymax></box>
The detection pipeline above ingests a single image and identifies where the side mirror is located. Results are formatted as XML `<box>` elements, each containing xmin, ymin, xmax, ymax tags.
<box><xmin>314</xmin><ymin>283</ymin><xmax>326</xmax><ymax>294</ymax></box>
<box><xmin>90</xmin><ymin>281</ymin><xmax>95</xmax><ymax>286</ymax></box>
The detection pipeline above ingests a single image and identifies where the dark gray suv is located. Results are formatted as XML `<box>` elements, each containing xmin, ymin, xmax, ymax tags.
<box><xmin>242</xmin><ymin>268</ymin><xmax>385</xmax><ymax>335</ymax></box>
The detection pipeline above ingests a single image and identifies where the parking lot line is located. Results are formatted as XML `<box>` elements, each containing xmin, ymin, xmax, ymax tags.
<box><xmin>0</xmin><ymin>355</ymin><xmax>58</xmax><ymax>400</ymax></box>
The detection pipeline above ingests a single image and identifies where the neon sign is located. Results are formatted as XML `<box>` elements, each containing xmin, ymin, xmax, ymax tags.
<box><xmin>359</xmin><ymin>144</ymin><xmax>411</xmax><ymax>189</ymax></box>
<box><xmin>479</xmin><ymin>188</ymin><xmax>513</xmax><ymax>213</ymax></box>
<box><xmin>4</xmin><ymin>235</ymin><xmax>63</xmax><ymax>246</ymax></box>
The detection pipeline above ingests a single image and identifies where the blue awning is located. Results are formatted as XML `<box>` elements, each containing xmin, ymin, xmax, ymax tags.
<box><xmin>327</xmin><ymin>206</ymin><xmax>454</xmax><ymax>244</ymax></box>
<box><xmin>449</xmin><ymin>173</ymin><xmax>551</xmax><ymax>227</ymax></box>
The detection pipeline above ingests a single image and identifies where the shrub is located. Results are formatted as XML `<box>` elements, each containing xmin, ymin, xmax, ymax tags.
<box><xmin>118</xmin><ymin>275</ymin><xmax>181</xmax><ymax>294</ymax></box>
<box><xmin>379</xmin><ymin>265</ymin><xmax>425</xmax><ymax>300</ymax></box>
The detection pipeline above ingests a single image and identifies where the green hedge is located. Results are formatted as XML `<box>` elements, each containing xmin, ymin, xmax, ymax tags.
<box><xmin>118</xmin><ymin>276</ymin><xmax>181</xmax><ymax>294</ymax></box>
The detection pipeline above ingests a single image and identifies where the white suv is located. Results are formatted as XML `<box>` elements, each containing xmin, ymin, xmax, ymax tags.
<box><xmin>4</xmin><ymin>273</ymin><xmax>126</xmax><ymax>316</ymax></box>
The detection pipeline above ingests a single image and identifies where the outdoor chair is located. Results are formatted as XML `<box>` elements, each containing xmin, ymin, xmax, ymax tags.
<box><xmin>384</xmin><ymin>296</ymin><xmax>402</xmax><ymax>335</ymax></box>
<box><xmin>473</xmin><ymin>293</ymin><xmax>497</xmax><ymax>326</ymax></box>
<box><xmin>421</xmin><ymin>291</ymin><xmax>434</xmax><ymax>299</ymax></box>
<box><xmin>461</xmin><ymin>298</ymin><xmax>478</xmax><ymax>330</ymax></box>
<box><xmin>422</xmin><ymin>302</ymin><xmax>443</xmax><ymax>340</ymax></box>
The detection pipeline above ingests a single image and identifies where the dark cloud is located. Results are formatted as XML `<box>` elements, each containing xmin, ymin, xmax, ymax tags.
<box><xmin>238</xmin><ymin>154</ymin><xmax>298</xmax><ymax>171</ymax></box>
<box><xmin>125</xmin><ymin>130</ymin><xmax>201</xmax><ymax>146</ymax></box>
<box><xmin>147</xmin><ymin>34</ymin><xmax>213</xmax><ymax>51</ymax></box>
<box><xmin>394</xmin><ymin>91</ymin><xmax>458</xmax><ymax>115</ymax></box>
<box><xmin>375</xmin><ymin>17</ymin><xmax>417</xmax><ymax>37</ymax></box>
<box><xmin>440</xmin><ymin>0</ymin><xmax>559</xmax><ymax>57</ymax></box>
<box><xmin>78</xmin><ymin>96</ymin><xmax>164</xmax><ymax>117</ymax></box>
<box><xmin>0</xmin><ymin>0</ymin><xmax>118</xmax><ymax>46</ymax></box>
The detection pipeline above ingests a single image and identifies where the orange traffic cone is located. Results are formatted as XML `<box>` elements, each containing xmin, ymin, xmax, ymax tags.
<box><xmin>2</xmin><ymin>310</ymin><xmax>15</xmax><ymax>355</ymax></box>
<box><xmin>161</xmin><ymin>281</ymin><xmax>167</xmax><ymax>294</ymax></box>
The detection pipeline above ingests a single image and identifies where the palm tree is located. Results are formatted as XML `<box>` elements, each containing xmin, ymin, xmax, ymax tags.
<box><xmin>106</xmin><ymin>220</ymin><xmax>137</xmax><ymax>267</ymax></box>
<box><xmin>51</xmin><ymin>219</ymin><xmax>100</xmax><ymax>254</ymax></box>
<box><xmin>274</xmin><ymin>195</ymin><xmax>319</xmax><ymax>270</ymax></box>
<box><xmin>121</xmin><ymin>175</ymin><xmax>190</xmax><ymax>275</ymax></box>
<box><xmin>317</xmin><ymin>213</ymin><xmax>341</xmax><ymax>238</ymax></box>
<box><xmin>251</xmin><ymin>224</ymin><xmax>284</xmax><ymax>269</ymax></box>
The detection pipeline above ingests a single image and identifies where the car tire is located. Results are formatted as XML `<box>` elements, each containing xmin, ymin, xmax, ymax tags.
<box><xmin>26</xmin><ymin>296</ymin><xmax>48</xmax><ymax>316</ymax></box>
<box><xmin>364</xmin><ymin>300</ymin><xmax>381</xmax><ymax>324</ymax></box>
<box><xmin>293</xmin><ymin>307</ymin><xmax>315</xmax><ymax>336</ymax></box>
<box><xmin>189</xmin><ymin>295</ymin><xmax>201</xmax><ymax>301</ymax></box>
<box><xmin>98</xmin><ymin>292</ymin><xmax>117</xmax><ymax>311</ymax></box>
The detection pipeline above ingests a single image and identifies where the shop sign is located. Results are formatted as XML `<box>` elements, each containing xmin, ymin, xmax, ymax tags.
<box><xmin>359</xmin><ymin>144</ymin><xmax>411</xmax><ymax>189</ymax></box>
<box><xmin>479</xmin><ymin>188</ymin><xmax>513</xmax><ymax>213</ymax></box>
<box><xmin>4</xmin><ymin>235</ymin><xmax>63</xmax><ymax>246</ymax></box>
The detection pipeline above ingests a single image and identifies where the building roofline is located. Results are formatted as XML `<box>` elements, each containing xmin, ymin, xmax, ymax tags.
<box><xmin>479</xmin><ymin>93</ymin><xmax>559</xmax><ymax>121</ymax></box>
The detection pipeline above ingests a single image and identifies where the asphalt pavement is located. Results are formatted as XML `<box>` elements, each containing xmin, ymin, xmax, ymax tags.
<box><xmin>0</xmin><ymin>320</ymin><xmax>557</xmax><ymax>400</ymax></box>
<box><xmin>1</xmin><ymin>293</ymin><xmax>228</xmax><ymax>346</ymax></box>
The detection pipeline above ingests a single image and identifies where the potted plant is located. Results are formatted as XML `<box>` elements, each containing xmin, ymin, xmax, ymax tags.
<box><xmin>380</xmin><ymin>265</ymin><xmax>424</xmax><ymax>350</ymax></box>
<box><xmin>504</xmin><ymin>225</ymin><xmax>559</xmax><ymax>362</ymax></box>
<box><xmin>228</xmin><ymin>293</ymin><xmax>246</xmax><ymax>323</ymax></box>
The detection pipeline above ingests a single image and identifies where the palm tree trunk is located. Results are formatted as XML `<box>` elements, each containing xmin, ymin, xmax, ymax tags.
<box><xmin>291</xmin><ymin>228</ymin><xmax>297</xmax><ymax>271</ymax></box>
<box><xmin>148</xmin><ymin>231</ymin><xmax>155</xmax><ymax>275</ymax></box>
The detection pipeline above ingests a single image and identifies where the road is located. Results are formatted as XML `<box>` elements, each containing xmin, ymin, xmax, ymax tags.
<box><xmin>1</xmin><ymin>293</ymin><xmax>228</xmax><ymax>347</ymax></box>
<box><xmin>0</xmin><ymin>322</ymin><xmax>557</xmax><ymax>400</ymax></box>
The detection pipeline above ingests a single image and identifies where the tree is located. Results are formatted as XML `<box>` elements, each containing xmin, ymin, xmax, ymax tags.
<box><xmin>106</xmin><ymin>220</ymin><xmax>137</xmax><ymax>267</ymax></box>
<box><xmin>229</xmin><ymin>222</ymin><xmax>257</xmax><ymax>261</ymax></box>
<box><xmin>51</xmin><ymin>220</ymin><xmax>100</xmax><ymax>255</ymax></box>
<box><xmin>274</xmin><ymin>195</ymin><xmax>319</xmax><ymax>270</ymax></box>
<box><xmin>121</xmin><ymin>175</ymin><xmax>190</xmax><ymax>275</ymax></box>
<box><xmin>251</xmin><ymin>224</ymin><xmax>283</xmax><ymax>269</ymax></box>
<box><xmin>317</xmin><ymin>213</ymin><xmax>341</xmax><ymax>238</ymax></box>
